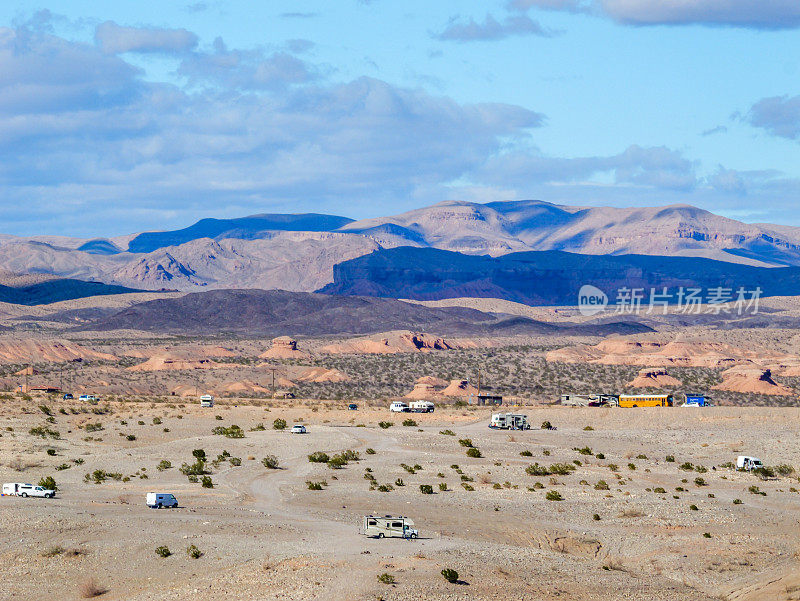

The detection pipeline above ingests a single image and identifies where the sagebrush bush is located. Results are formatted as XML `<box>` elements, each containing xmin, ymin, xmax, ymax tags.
<box><xmin>155</xmin><ymin>546</ymin><xmax>171</xmax><ymax>558</ymax></box>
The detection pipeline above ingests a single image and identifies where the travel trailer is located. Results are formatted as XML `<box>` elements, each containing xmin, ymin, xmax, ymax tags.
<box><xmin>200</xmin><ymin>394</ymin><xmax>214</xmax><ymax>407</ymax></box>
<box><xmin>78</xmin><ymin>394</ymin><xmax>98</xmax><ymax>402</ymax></box>
<box><xmin>409</xmin><ymin>400</ymin><xmax>434</xmax><ymax>413</ymax></box>
<box><xmin>489</xmin><ymin>412</ymin><xmax>530</xmax><ymax>430</ymax></box>
<box><xmin>2</xmin><ymin>483</ymin><xmax>55</xmax><ymax>498</ymax></box>
<box><xmin>389</xmin><ymin>401</ymin><xmax>409</xmax><ymax>413</ymax></box>
<box><xmin>362</xmin><ymin>515</ymin><xmax>418</xmax><ymax>539</ymax></box>
<box><xmin>736</xmin><ymin>456</ymin><xmax>764</xmax><ymax>471</ymax></box>
<box><xmin>146</xmin><ymin>492</ymin><xmax>178</xmax><ymax>508</ymax></box>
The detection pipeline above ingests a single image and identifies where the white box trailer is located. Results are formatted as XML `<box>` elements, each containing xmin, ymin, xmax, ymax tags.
<box><xmin>199</xmin><ymin>394</ymin><xmax>214</xmax><ymax>407</ymax></box>
<box><xmin>389</xmin><ymin>401</ymin><xmax>409</xmax><ymax>413</ymax></box>
<box><xmin>363</xmin><ymin>515</ymin><xmax>418</xmax><ymax>539</ymax></box>
<box><xmin>409</xmin><ymin>401</ymin><xmax>434</xmax><ymax>413</ymax></box>
<box><xmin>736</xmin><ymin>456</ymin><xmax>763</xmax><ymax>471</ymax></box>
<box><xmin>489</xmin><ymin>412</ymin><xmax>530</xmax><ymax>430</ymax></box>
<box><xmin>2</xmin><ymin>482</ymin><xmax>25</xmax><ymax>496</ymax></box>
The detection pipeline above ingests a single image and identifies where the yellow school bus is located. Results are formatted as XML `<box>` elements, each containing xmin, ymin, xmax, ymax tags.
<box><xmin>618</xmin><ymin>394</ymin><xmax>674</xmax><ymax>408</ymax></box>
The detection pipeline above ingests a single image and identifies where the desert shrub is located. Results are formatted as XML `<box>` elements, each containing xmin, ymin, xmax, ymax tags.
<box><xmin>703</xmin><ymin>532</ymin><xmax>712</xmax><ymax>538</ymax></box>
<box><xmin>665</xmin><ymin>455</ymin><xmax>675</xmax><ymax>462</ymax></box>
<box><xmin>636</xmin><ymin>454</ymin><xmax>647</xmax><ymax>460</ymax></box>
<box><xmin>46</xmin><ymin>448</ymin><xmax>56</xmax><ymax>456</ymax></box>
<box><xmin>342</xmin><ymin>450</ymin><xmax>360</xmax><ymax>461</ymax></box>
<box><xmin>545</xmin><ymin>490</ymin><xmax>563</xmax><ymax>501</ymax></box>
<box><xmin>550</xmin><ymin>463</ymin><xmax>576</xmax><ymax>476</ymax></box>
<box><xmin>695</xmin><ymin>465</ymin><xmax>708</xmax><ymax>473</ymax></box>
<box><xmin>42</xmin><ymin>545</ymin><xmax>65</xmax><ymax>557</ymax></box>
<box><xmin>377</xmin><ymin>573</ymin><xmax>395</xmax><ymax>584</ymax></box>
<box><xmin>157</xmin><ymin>460</ymin><xmax>172</xmax><ymax>471</ymax></box>
<box><xmin>211</xmin><ymin>425</ymin><xmax>244</xmax><ymax>438</ymax></box>
<box><xmin>541</xmin><ymin>421</ymin><xmax>552</xmax><ymax>429</ymax></box>
<box><xmin>365</xmin><ymin>448</ymin><xmax>376</xmax><ymax>454</ymax></box>
<box><xmin>155</xmin><ymin>546</ymin><xmax>171</xmax><ymax>558</ymax></box>
<box><xmin>419</xmin><ymin>484</ymin><xmax>434</xmax><ymax>494</ymax></box>
<box><xmin>461</xmin><ymin>483</ymin><xmax>475</xmax><ymax>491</ymax></box>
<box><xmin>441</xmin><ymin>568</ymin><xmax>459</xmax><ymax>583</ymax></box>
<box><xmin>39</xmin><ymin>405</ymin><xmax>52</xmax><ymax>416</ymax></box>
<box><xmin>583</xmin><ymin>425</ymin><xmax>594</xmax><ymax>431</ymax></box>
<box><xmin>694</xmin><ymin>477</ymin><xmax>707</xmax><ymax>487</ymax></box>
<box><xmin>201</xmin><ymin>476</ymin><xmax>213</xmax><ymax>488</ymax></box>
<box><xmin>733</xmin><ymin>498</ymin><xmax>743</xmax><ymax>504</ymax></box>
<box><xmin>439</xmin><ymin>482</ymin><xmax>448</xmax><ymax>491</ymax></box>
<box><xmin>466</xmin><ymin>447</ymin><xmax>482</xmax><ymax>458</ymax></box>
<box><xmin>152</xmin><ymin>417</ymin><xmax>162</xmax><ymax>425</ymax></box>
<box><xmin>653</xmin><ymin>487</ymin><xmax>666</xmax><ymax>494</ymax></box>
<box><xmin>575</xmin><ymin>446</ymin><xmax>593</xmax><ymax>456</ymax></box>
<box><xmin>526</xmin><ymin>463</ymin><xmax>550</xmax><ymax>476</ymax></box>
<box><xmin>776</xmin><ymin>464</ymin><xmax>795</xmax><ymax>476</ymax></box>
<box><xmin>493</xmin><ymin>483</ymin><xmax>502</xmax><ymax>489</ymax></box>
<box><xmin>186</xmin><ymin>544</ymin><xmax>203</xmax><ymax>559</ymax></box>
<box><xmin>55</xmin><ymin>463</ymin><xmax>71</xmax><ymax>471</ymax></box>
<box><xmin>395</xmin><ymin>478</ymin><xmax>404</xmax><ymax>487</ymax></box>
<box><xmin>753</xmin><ymin>466</ymin><xmax>776</xmax><ymax>479</ymax></box>
<box><xmin>308</xmin><ymin>451</ymin><xmax>330</xmax><ymax>463</ymax></box>
<box><xmin>188</xmin><ymin>475</ymin><xmax>198</xmax><ymax>483</ymax></box>
<box><xmin>30</xmin><ymin>426</ymin><xmax>60</xmax><ymax>439</ymax></box>
<box><xmin>378</xmin><ymin>421</ymin><xmax>393</xmax><ymax>429</ymax></box>
<box><xmin>126</xmin><ymin>434</ymin><xmax>137</xmax><ymax>441</ymax></box>
<box><xmin>306</xmin><ymin>481</ymin><xmax>325</xmax><ymax>490</ymax></box>
<box><xmin>377</xmin><ymin>484</ymin><xmax>393</xmax><ymax>492</ymax></box>
<box><xmin>458</xmin><ymin>439</ymin><xmax>474</xmax><ymax>448</ymax></box>
<box><xmin>593</xmin><ymin>513</ymin><xmax>601</xmax><ymax>521</ymax></box>
<box><xmin>594</xmin><ymin>480</ymin><xmax>609</xmax><ymax>490</ymax></box>
<box><xmin>38</xmin><ymin>476</ymin><xmax>57</xmax><ymax>490</ymax></box>
<box><xmin>607</xmin><ymin>464</ymin><xmax>619</xmax><ymax>472</ymax></box>
<box><xmin>79</xmin><ymin>578</ymin><xmax>107</xmax><ymax>598</ymax></box>
<box><xmin>85</xmin><ymin>470</ymin><xmax>122</xmax><ymax>484</ymax></box>
<box><xmin>520</xmin><ymin>450</ymin><xmax>533</xmax><ymax>457</ymax></box>
<box><xmin>85</xmin><ymin>423</ymin><xmax>103</xmax><ymax>432</ymax></box>
<box><xmin>439</xmin><ymin>429</ymin><xmax>455</xmax><ymax>436</ymax></box>
<box><xmin>180</xmin><ymin>461</ymin><xmax>208</xmax><ymax>476</ymax></box>
<box><xmin>679</xmin><ymin>462</ymin><xmax>695</xmax><ymax>471</ymax></box>
<box><xmin>327</xmin><ymin>455</ymin><xmax>348</xmax><ymax>469</ymax></box>
<box><xmin>627</xmin><ymin>463</ymin><xmax>636</xmax><ymax>471</ymax></box>
<box><xmin>262</xmin><ymin>455</ymin><xmax>279</xmax><ymax>469</ymax></box>
<box><xmin>228</xmin><ymin>456</ymin><xmax>241</xmax><ymax>466</ymax></box>
<box><xmin>402</xmin><ymin>418</ymin><xmax>417</xmax><ymax>427</ymax></box>
<box><xmin>748</xmin><ymin>485</ymin><xmax>766</xmax><ymax>496</ymax></box>
<box><xmin>595</xmin><ymin>453</ymin><xmax>605</xmax><ymax>459</ymax></box>
<box><xmin>689</xmin><ymin>504</ymin><xmax>698</xmax><ymax>511</ymax></box>
<box><xmin>250</xmin><ymin>423</ymin><xmax>266</xmax><ymax>431</ymax></box>
<box><xmin>273</xmin><ymin>418</ymin><xmax>287</xmax><ymax>430</ymax></box>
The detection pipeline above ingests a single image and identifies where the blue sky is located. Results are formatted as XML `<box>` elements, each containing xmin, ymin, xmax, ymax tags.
<box><xmin>1</xmin><ymin>0</ymin><xmax>799</xmax><ymax>236</ymax></box>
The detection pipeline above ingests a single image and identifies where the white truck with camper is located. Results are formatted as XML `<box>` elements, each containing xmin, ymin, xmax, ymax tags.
<box><xmin>3</xmin><ymin>483</ymin><xmax>55</xmax><ymax>498</ymax></box>
<box><xmin>409</xmin><ymin>400</ymin><xmax>435</xmax><ymax>413</ymax></box>
<box><xmin>489</xmin><ymin>412</ymin><xmax>531</xmax><ymax>430</ymax></box>
<box><xmin>363</xmin><ymin>515</ymin><xmax>418</xmax><ymax>539</ymax></box>
<box><xmin>146</xmin><ymin>492</ymin><xmax>178</xmax><ymax>508</ymax></box>
<box><xmin>736</xmin><ymin>456</ymin><xmax>764</xmax><ymax>471</ymax></box>
<box><xmin>389</xmin><ymin>401</ymin><xmax>409</xmax><ymax>413</ymax></box>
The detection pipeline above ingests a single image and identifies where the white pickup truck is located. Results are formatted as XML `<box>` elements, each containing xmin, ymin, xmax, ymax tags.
<box><xmin>3</xmin><ymin>483</ymin><xmax>55</xmax><ymax>498</ymax></box>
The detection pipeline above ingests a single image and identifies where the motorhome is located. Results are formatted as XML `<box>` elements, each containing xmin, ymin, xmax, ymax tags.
<box><xmin>146</xmin><ymin>492</ymin><xmax>178</xmax><ymax>508</ymax></box>
<box><xmin>200</xmin><ymin>394</ymin><xmax>214</xmax><ymax>407</ymax></box>
<box><xmin>3</xmin><ymin>483</ymin><xmax>54</xmax><ymax>498</ymax></box>
<box><xmin>78</xmin><ymin>394</ymin><xmax>98</xmax><ymax>402</ymax></box>
<box><xmin>389</xmin><ymin>401</ymin><xmax>409</xmax><ymax>413</ymax></box>
<box><xmin>362</xmin><ymin>515</ymin><xmax>418</xmax><ymax>539</ymax></box>
<box><xmin>489</xmin><ymin>412</ymin><xmax>530</xmax><ymax>430</ymax></box>
<box><xmin>409</xmin><ymin>400</ymin><xmax>434</xmax><ymax>413</ymax></box>
<box><xmin>736</xmin><ymin>456</ymin><xmax>764</xmax><ymax>471</ymax></box>
<box><xmin>618</xmin><ymin>394</ymin><xmax>673</xmax><ymax>408</ymax></box>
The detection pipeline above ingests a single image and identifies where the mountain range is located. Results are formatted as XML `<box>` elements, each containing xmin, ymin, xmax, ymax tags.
<box><xmin>4</xmin><ymin>200</ymin><xmax>800</xmax><ymax>294</ymax></box>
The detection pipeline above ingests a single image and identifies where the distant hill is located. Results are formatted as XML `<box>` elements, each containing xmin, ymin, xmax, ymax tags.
<box><xmin>319</xmin><ymin>246</ymin><xmax>800</xmax><ymax>305</ymax></box>
<box><xmin>76</xmin><ymin>289</ymin><xmax>651</xmax><ymax>337</ymax></box>
<box><xmin>0</xmin><ymin>277</ymin><xmax>140</xmax><ymax>306</ymax></box>
<box><xmin>127</xmin><ymin>213</ymin><xmax>354</xmax><ymax>253</ymax></box>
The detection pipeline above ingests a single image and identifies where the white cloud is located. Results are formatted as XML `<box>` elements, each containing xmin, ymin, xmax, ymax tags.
<box><xmin>95</xmin><ymin>21</ymin><xmax>198</xmax><ymax>54</ymax></box>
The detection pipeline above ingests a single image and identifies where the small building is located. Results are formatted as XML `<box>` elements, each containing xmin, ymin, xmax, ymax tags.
<box><xmin>477</xmin><ymin>394</ymin><xmax>502</xmax><ymax>406</ymax></box>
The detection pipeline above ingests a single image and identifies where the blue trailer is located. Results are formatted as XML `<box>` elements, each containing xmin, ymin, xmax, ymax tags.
<box><xmin>682</xmin><ymin>395</ymin><xmax>710</xmax><ymax>407</ymax></box>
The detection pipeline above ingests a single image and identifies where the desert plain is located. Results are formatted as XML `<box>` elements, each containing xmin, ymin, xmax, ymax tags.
<box><xmin>1</xmin><ymin>294</ymin><xmax>800</xmax><ymax>600</ymax></box>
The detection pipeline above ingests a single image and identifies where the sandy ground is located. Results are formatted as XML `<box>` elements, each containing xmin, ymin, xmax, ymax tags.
<box><xmin>1</xmin><ymin>399</ymin><xmax>799</xmax><ymax>600</ymax></box>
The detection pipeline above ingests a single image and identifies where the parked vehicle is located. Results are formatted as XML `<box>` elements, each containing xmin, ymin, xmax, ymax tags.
<box><xmin>489</xmin><ymin>412</ymin><xmax>530</xmax><ymax>430</ymax></box>
<box><xmin>290</xmin><ymin>424</ymin><xmax>307</xmax><ymax>434</ymax></box>
<box><xmin>389</xmin><ymin>401</ymin><xmax>410</xmax><ymax>413</ymax></box>
<box><xmin>682</xmin><ymin>395</ymin><xmax>711</xmax><ymax>407</ymax></box>
<box><xmin>618</xmin><ymin>394</ymin><xmax>673</xmax><ymax>408</ymax></box>
<box><xmin>3</xmin><ymin>483</ymin><xmax>55</xmax><ymax>498</ymax></box>
<box><xmin>62</xmin><ymin>393</ymin><xmax>74</xmax><ymax>400</ymax></box>
<box><xmin>78</xmin><ymin>394</ymin><xmax>97</xmax><ymax>402</ymax></box>
<box><xmin>146</xmin><ymin>492</ymin><xmax>178</xmax><ymax>508</ymax></box>
<box><xmin>736</xmin><ymin>456</ymin><xmax>764</xmax><ymax>471</ymax></box>
<box><xmin>199</xmin><ymin>394</ymin><xmax>214</xmax><ymax>407</ymax></box>
<box><xmin>348</xmin><ymin>403</ymin><xmax>358</xmax><ymax>410</ymax></box>
<box><xmin>409</xmin><ymin>401</ymin><xmax>435</xmax><ymax>413</ymax></box>
<box><xmin>363</xmin><ymin>515</ymin><xmax>418</xmax><ymax>539</ymax></box>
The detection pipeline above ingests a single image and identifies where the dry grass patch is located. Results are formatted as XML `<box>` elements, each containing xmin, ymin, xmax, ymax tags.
<box><xmin>79</xmin><ymin>578</ymin><xmax>107</xmax><ymax>598</ymax></box>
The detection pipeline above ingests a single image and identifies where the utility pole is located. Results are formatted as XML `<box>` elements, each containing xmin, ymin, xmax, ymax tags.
<box><xmin>268</xmin><ymin>367</ymin><xmax>277</xmax><ymax>398</ymax></box>
<box><xmin>477</xmin><ymin>369</ymin><xmax>481</xmax><ymax>397</ymax></box>
<box><xmin>25</xmin><ymin>364</ymin><xmax>29</xmax><ymax>394</ymax></box>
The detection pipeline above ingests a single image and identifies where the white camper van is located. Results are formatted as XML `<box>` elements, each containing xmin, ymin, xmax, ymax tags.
<box><xmin>409</xmin><ymin>401</ymin><xmax>435</xmax><ymax>413</ymax></box>
<box><xmin>146</xmin><ymin>492</ymin><xmax>178</xmax><ymax>508</ymax></box>
<box><xmin>3</xmin><ymin>483</ymin><xmax>55</xmax><ymax>498</ymax></box>
<box><xmin>389</xmin><ymin>401</ymin><xmax>409</xmax><ymax>413</ymax></box>
<box><xmin>489</xmin><ymin>412</ymin><xmax>530</xmax><ymax>430</ymax></box>
<box><xmin>199</xmin><ymin>394</ymin><xmax>214</xmax><ymax>407</ymax></box>
<box><xmin>363</xmin><ymin>515</ymin><xmax>418</xmax><ymax>539</ymax></box>
<box><xmin>736</xmin><ymin>456</ymin><xmax>764</xmax><ymax>471</ymax></box>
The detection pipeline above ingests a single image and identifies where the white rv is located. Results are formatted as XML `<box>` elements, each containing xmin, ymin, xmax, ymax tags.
<box><xmin>489</xmin><ymin>412</ymin><xmax>530</xmax><ymax>430</ymax></box>
<box><xmin>363</xmin><ymin>515</ymin><xmax>418</xmax><ymax>539</ymax></box>
<box><xmin>389</xmin><ymin>401</ymin><xmax>409</xmax><ymax>413</ymax></box>
<box><xmin>3</xmin><ymin>483</ymin><xmax>55</xmax><ymax>498</ymax></box>
<box><xmin>146</xmin><ymin>492</ymin><xmax>178</xmax><ymax>508</ymax></box>
<box><xmin>409</xmin><ymin>401</ymin><xmax>435</xmax><ymax>413</ymax></box>
<box><xmin>736</xmin><ymin>456</ymin><xmax>764</xmax><ymax>471</ymax></box>
<box><xmin>199</xmin><ymin>394</ymin><xmax>214</xmax><ymax>407</ymax></box>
